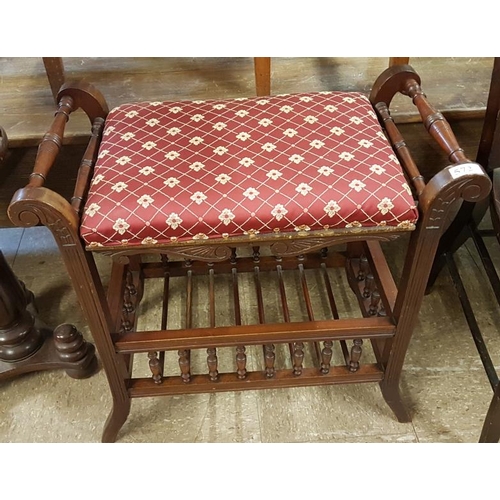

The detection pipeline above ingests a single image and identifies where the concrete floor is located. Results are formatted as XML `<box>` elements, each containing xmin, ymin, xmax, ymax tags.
<box><xmin>0</xmin><ymin>223</ymin><xmax>499</xmax><ymax>443</ymax></box>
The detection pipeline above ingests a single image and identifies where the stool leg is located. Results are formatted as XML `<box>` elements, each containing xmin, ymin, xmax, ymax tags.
<box><xmin>479</xmin><ymin>383</ymin><xmax>500</xmax><ymax>443</ymax></box>
<box><xmin>379</xmin><ymin>380</ymin><xmax>411</xmax><ymax>422</ymax></box>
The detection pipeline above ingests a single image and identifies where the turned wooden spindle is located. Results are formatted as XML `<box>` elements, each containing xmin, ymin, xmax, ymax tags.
<box><xmin>236</xmin><ymin>345</ymin><xmax>247</xmax><ymax>380</ymax></box>
<box><xmin>264</xmin><ymin>344</ymin><xmax>276</xmax><ymax>378</ymax></box>
<box><xmin>207</xmin><ymin>347</ymin><xmax>219</xmax><ymax>381</ymax></box>
<box><xmin>349</xmin><ymin>339</ymin><xmax>363</xmax><ymax>372</ymax></box>
<box><xmin>363</xmin><ymin>273</ymin><xmax>375</xmax><ymax>298</ymax></box>
<box><xmin>71</xmin><ymin>117</ymin><xmax>105</xmax><ymax>215</ymax></box>
<box><xmin>292</xmin><ymin>342</ymin><xmax>305</xmax><ymax>376</ymax></box>
<box><xmin>148</xmin><ymin>351</ymin><xmax>163</xmax><ymax>384</ymax></box>
<box><xmin>320</xmin><ymin>341</ymin><xmax>333</xmax><ymax>374</ymax></box>
<box><xmin>178</xmin><ymin>349</ymin><xmax>191</xmax><ymax>383</ymax></box>
<box><xmin>369</xmin><ymin>290</ymin><xmax>381</xmax><ymax>316</ymax></box>
<box><xmin>29</xmin><ymin>95</ymin><xmax>75</xmax><ymax>188</ymax></box>
<box><xmin>404</xmin><ymin>79</ymin><xmax>469</xmax><ymax>164</ymax></box>
<box><xmin>252</xmin><ymin>246</ymin><xmax>261</xmax><ymax>263</ymax></box>
<box><xmin>374</xmin><ymin>101</ymin><xmax>426</xmax><ymax>195</ymax></box>
<box><xmin>357</xmin><ymin>255</ymin><xmax>369</xmax><ymax>281</ymax></box>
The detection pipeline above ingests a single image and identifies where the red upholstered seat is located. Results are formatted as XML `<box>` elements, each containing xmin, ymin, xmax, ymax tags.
<box><xmin>80</xmin><ymin>91</ymin><xmax>418</xmax><ymax>248</ymax></box>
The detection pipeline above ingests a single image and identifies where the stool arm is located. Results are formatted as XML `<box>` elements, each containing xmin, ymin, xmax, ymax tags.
<box><xmin>27</xmin><ymin>82</ymin><xmax>109</xmax><ymax>189</ymax></box>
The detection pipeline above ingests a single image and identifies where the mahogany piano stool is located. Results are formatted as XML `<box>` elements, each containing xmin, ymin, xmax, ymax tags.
<box><xmin>8</xmin><ymin>65</ymin><xmax>491</xmax><ymax>442</ymax></box>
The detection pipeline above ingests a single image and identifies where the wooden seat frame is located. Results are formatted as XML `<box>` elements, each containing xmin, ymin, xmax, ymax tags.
<box><xmin>8</xmin><ymin>65</ymin><xmax>491</xmax><ymax>442</ymax></box>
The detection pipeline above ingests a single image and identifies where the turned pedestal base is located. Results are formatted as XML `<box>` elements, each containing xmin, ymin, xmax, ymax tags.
<box><xmin>0</xmin><ymin>250</ymin><xmax>98</xmax><ymax>382</ymax></box>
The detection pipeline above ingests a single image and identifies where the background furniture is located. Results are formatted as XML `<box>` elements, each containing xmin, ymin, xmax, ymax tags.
<box><xmin>427</xmin><ymin>58</ymin><xmax>500</xmax><ymax>442</ymax></box>
<box><xmin>0</xmin><ymin>126</ymin><xmax>98</xmax><ymax>382</ymax></box>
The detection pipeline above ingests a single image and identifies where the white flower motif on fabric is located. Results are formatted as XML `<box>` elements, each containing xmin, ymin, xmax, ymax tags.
<box><xmin>257</xmin><ymin>99</ymin><xmax>270</xmax><ymax>105</ymax></box>
<box><xmin>219</xmin><ymin>209</ymin><xmax>235</xmax><ymax>225</ymax></box>
<box><xmin>358</xmin><ymin>139</ymin><xmax>373</xmax><ymax>148</ymax></box>
<box><xmin>212</xmin><ymin>104</ymin><xmax>226</xmax><ymax>110</ymax></box>
<box><xmin>167</xmin><ymin>127</ymin><xmax>181</xmax><ymax>136</ymax></box>
<box><xmin>214</xmin><ymin>146</ymin><xmax>228</xmax><ymax>155</ymax></box>
<box><xmin>259</xmin><ymin>118</ymin><xmax>273</xmax><ymax>127</ymax></box>
<box><xmin>141</xmin><ymin>237</ymin><xmax>158</xmax><ymax>245</ymax></box>
<box><xmin>189</xmin><ymin>162</ymin><xmax>205</xmax><ymax>172</ymax></box>
<box><xmin>92</xmin><ymin>174</ymin><xmax>105</xmax><ymax>185</ymax></box>
<box><xmin>235</xmin><ymin>97</ymin><xmax>248</xmax><ymax>101</ymax></box>
<box><xmin>296</xmin><ymin>183</ymin><xmax>312</xmax><ymax>195</ymax></box>
<box><xmin>189</xmin><ymin>136</ymin><xmax>204</xmax><ymax>145</ymax></box>
<box><xmin>310</xmin><ymin>139</ymin><xmax>325</xmax><ymax>149</ymax></box>
<box><xmin>271</xmin><ymin>204</ymin><xmax>288</xmax><ymax>221</ymax></box>
<box><xmin>125</xmin><ymin>110</ymin><xmax>139</xmax><ymax>118</ymax></box>
<box><xmin>300</xmin><ymin>96</ymin><xmax>313</xmax><ymax>102</ymax></box>
<box><xmin>85</xmin><ymin>203</ymin><xmax>100</xmax><ymax>217</ymax></box>
<box><xmin>236</xmin><ymin>132</ymin><xmax>251</xmax><ymax>141</ymax></box>
<box><xmin>368</xmin><ymin>110</ymin><xmax>376</xmax><ymax>119</ymax></box>
<box><xmin>377</xmin><ymin>197</ymin><xmax>394</xmax><ymax>215</ymax></box>
<box><xmin>280</xmin><ymin>105</ymin><xmax>293</xmax><ymax>113</ymax></box>
<box><xmin>370</xmin><ymin>164</ymin><xmax>386</xmax><ymax>175</ymax></box>
<box><xmin>403</xmin><ymin>183</ymin><xmax>412</xmax><ymax>195</ymax></box>
<box><xmin>193</xmin><ymin>100</ymin><xmax>206</xmax><ymax>104</ymax></box>
<box><xmin>142</xmin><ymin>141</ymin><xmax>157</xmax><ymax>150</ymax></box>
<box><xmin>193</xmin><ymin>233</ymin><xmax>209</xmax><ymax>240</ymax></box>
<box><xmin>111</xmin><ymin>182</ymin><xmax>128</xmax><ymax>193</ymax></box>
<box><xmin>343</xmin><ymin>97</ymin><xmax>356</xmax><ymax>104</ymax></box>
<box><xmin>98</xmin><ymin>150</ymin><xmax>109</xmax><ymax>159</ymax></box>
<box><xmin>339</xmin><ymin>152</ymin><xmax>355</xmax><ymax>161</ymax></box>
<box><xmin>164</xmin><ymin>177</ymin><xmax>180</xmax><ymax>188</ymax></box>
<box><xmin>190</xmin><ymin>191</ymin><xmax>207</xmax><ymax>205</ymax></box>
<box><xmin>349</xmin><ymin>180</ymin><xmax>366</xmax><ymax>192</ymax></box>
<box><xmin>325</xmin><ymin>105</ymin><xmax>338</xmax><ymax>112</ymax></box>
<box><xmin>339</xmin><ymin>151</ymin><xmax>354</xmax><ymax>161</ymax></box>
<box><xmin>389</xmin><ymin>154</ymin><xmax>398</xmax><ymax>163</ymax></box>
<box><xmin>235</xmin><ymin>110</ymin><xmax>249</xmax><ymax>117</ymax></box>
<box><xmin>121</xmin><ymin>132</ymin><xmax>135</xmax><ymax>141</ymax></box>
<box><xmin>243</xmin><ymin>187</ymin><xmax>259</xmax><ymax>200</ymax></box>
<box><xmin>290</xmin><ymin>154</ymin><xmax>304</xmax><ymax>164</ymax></box>
<box><xmin>166</xmin><ymin>213</ymin><xmax>182</xmax><ymax>229</ymax></box>
<box><xmin>283</xmin><ymin>128</ymin><xmax>298</xmax><ymax>137</ymax></box>
<box><xmin>146</xmin><ymin>118</ymin><xmax>160</xmax><ymax>127</ymax></box>
<box><xmin>165</xmin><ymin>151</ymin><xmax>180</xmax><ymax>160</ymax></box>
<box><xmin>191</xmin><ymin>114</ymin><xmax>205</xmax><ymax>122</ymax></box>
<box><xmin>215</xmin><ymin>173</ymin><xmax>231</xmax><ymax>184</ymax></box>
<box><xmin>137</xmin><ymin>194</ymin><xmax>154</xmax><ymax>208</ymax></box>
<box><xmin>113</xmin><ymin>218</ymin><xmax>130</xmax><ymax>235</ymax></box>
<box><xmin>104</xmin><ymin>126</ymin><xmax>115</xmax><ymax>136</ymax></box>
<box><xmin>240</xmin><ymin>157</ymin><xmax>255</xmax><ymax>167</ymax></box>
<box><xmin>116</xmin><ymin>156</ymin><xmax>131</xmax><ymax>165</ymax></box>
<box><xmin>318</xmin><ymin>166</ymin><xmax>334</xmax><ymax>176</ymax></box>
<box><xmin>262</xmin><ymin>143</ymin><xmax>277</xmax><ymax>152</ymax></box>
<box><xmin>169</xmin><ymin>106</ymin><xmax>183</xmax><ymax>113</ymax></box>
<box><xmin>150</xmin><ymin>102</ymin><xmax>162</xmax><ymax>106</ymax></box>
<box><xmin>324</xmin><ymin>200</ymin><xmax>341</xmax><ymax>217</ymax></box>
<box><xmin>213</xmin><ymin>122</ymin><xmax>227</xmax><ymax>131</ymax></box>
<box><xmin>139</xmin><ymin>166</ymin><xmax>155</xmax><ymax>176</ymax></box>
<box><xmin>350</xmin><ymin>117</ymin><xmax>363</xmax><ymax>125</ymax></box>
<box><xmin>330</xmin><ymin>127</ymin><xmax>344</xmax><ymax>136</ymax></box>
<box><xmin>266</xmin><ymin>170</ymin><xmax>283</xmax><ymax>180</ymax></box>
<box><xmin>304</xmin><ymin>116</ymin><xmax>318</xmax><ymax>124</ymax></box>
<box><xmin>377</xmin><ymin>131</ymin><xmax>386</xmax><ymax>139</ymax></box>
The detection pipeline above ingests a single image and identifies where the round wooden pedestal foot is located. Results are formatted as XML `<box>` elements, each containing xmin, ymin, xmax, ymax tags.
<box><xmin>54</xmin><ymin>324</ymin><xmax>98</xmax><ymax>379</ymax></box>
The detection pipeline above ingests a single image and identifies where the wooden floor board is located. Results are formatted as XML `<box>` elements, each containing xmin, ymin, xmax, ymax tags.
<box><xmin>0</xmin><ymin>57</ymin><xmax>494</xmax><ymax>147</ymax></box>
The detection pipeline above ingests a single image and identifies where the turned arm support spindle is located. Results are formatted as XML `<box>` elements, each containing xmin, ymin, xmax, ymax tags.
<box><xmin>29</xmin><ymin>96</ymin><xmax>75</xmax><ymax>188</ymax></box>
<box><xmin>403</xmin><ymin>79</ymin><xmax>469</xmax><ymax>165</ymax></box>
